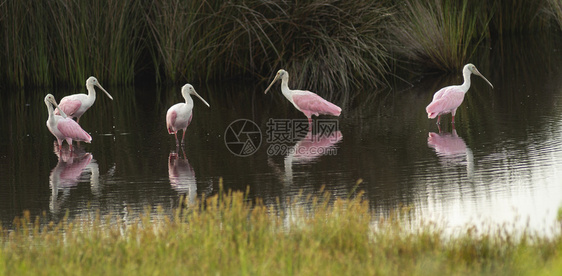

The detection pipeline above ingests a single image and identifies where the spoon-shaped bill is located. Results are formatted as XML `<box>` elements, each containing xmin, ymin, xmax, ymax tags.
<box><xmin>96</xmin><ymin>83</ymin><xmax>113</xmax><ymax>100</ymax></box>
<box><xmin>47</xmin><ymin>96</ymin><xmax>69</xmax><ymax>118</ymax></box>
<box><xmin>264</xmin><ymin>74</ymin><xmax>280</xmax><ymax>94</ymax></box>
<box><xmin>192</xmin><ymin>90</ymin><xmax>210</xmax><ymax>107</ymax></box>
<box><xmin>471</xmin><ymin>68</ymin><xmax>494</xmax><ymax>89</ymax></box>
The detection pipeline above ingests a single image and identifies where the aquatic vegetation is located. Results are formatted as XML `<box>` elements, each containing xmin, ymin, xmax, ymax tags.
<box><xmin>546</xmin><ymin>0</ymin><xmax>562</xmax><ymax>31</ymax></box>
<box><xmin>390</xmin><ymin>0</ymin><xmax>491</xmax><ymax>72</ymax></box>
<box><xmin>1</xmin><ymin>186</ymin><xmax>561</xmax><ymax>275</ymax></box>
<box><xmin>490</xmin><ymin>0</ymin><xmax>549</xmax><ymax>35</ymax></box>
<box><xmin>1</xmin><ymin>0</ymin><xmax>562</xmax><ymax>89</ymax></box>
<box><xmin>145</xmin><ymin>0</ymin><xmax>394</xmax><ymax>95</ymax></box>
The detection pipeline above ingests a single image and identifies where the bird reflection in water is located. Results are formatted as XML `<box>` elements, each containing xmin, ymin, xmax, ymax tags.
<box><xmin>428</xmin><ymin>126</ymin><xmax>474</xmax><ymax>176</ymax></box>
<box><xmin>269</xmin><ymin>129</ymin><xmax>343</xmax><ymax>185</ymax></box>
<box><xmin>168</xmin><ymin>146</ymin><xmax>197</xmax><ymax>206</ymax></box>
<box><xmin>49</xmin><ymin>143</ymin><xmax>99</xmax><ymax>214</ymax></box>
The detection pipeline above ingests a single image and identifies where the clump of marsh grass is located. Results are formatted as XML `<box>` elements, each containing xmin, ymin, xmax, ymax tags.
<box><xmin>2</xmin><ymin>183</ymin><xmax>562</xmax><ymax>275</ymax></box>
<box><xmin>0</xmin><ymin>0</ymin><xmax>52</xmax><ymax>87</ymax></box>
<box><xmin>0</xmin><ymin>0</ymin><xmax>144</xmax><ymax>88</ymax></box>
<box><xmin>254</xmin><ymin>0</ymin><xmax>395</xmax><ymax>96</ymax></box>
<box><xmin>545</xmin><ymin>0</ymin><xmax>562</xmax><ymax>31</ymax></box>
<box><xmin>146</xmin><ymin>0</ymin><xmax>394</xmax><ymax>96</ymax></box>
<box><xmin>490</xmin><ymin>0</ymin><xmax>549</xmax><ymax>35</ymax></box>
<box><xmin>390</xmin><ymin>0</ymin><xmax>491</xmax><ymax>72</ymax></box>
<box><xmin>46</xmin><ymin>0</ymin><xmax>145</xmax><ymax>87</ymax></box>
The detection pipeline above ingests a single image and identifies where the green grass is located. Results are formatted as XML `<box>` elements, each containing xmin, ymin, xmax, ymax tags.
<box><xmin>2</xmin><ymin>181</ymin><xmax>562</xmax><ymax>275</ymax></box>
<box><xmin>0</xmin><ymin>0</ymin><xmax>143</xmax><ymax>88</ymax></box>
<box><xmin>1</xmin><ymin>0</ymin><xmax>562</xmax><ymax>89</ymax></box>
<box><xmin>390</xmin><ymin>0</ymin><xmax>491</xmax><ymax>72</ymax></box>
<box><xmin>547</xmin><ymin>0</ymin><xmax>562</xmax><ymax>31</ymax></box>
<box><xmin>145</xmin><ymin>0</ymin><xmax>394</xmax><ymax>95</ymax></box>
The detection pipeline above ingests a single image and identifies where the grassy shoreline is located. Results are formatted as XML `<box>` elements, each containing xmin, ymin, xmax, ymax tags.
<box><xmin>2</xmin><ymin>0</ymin><xmax>562</xmax><ymax>91</ymax></box>
<box><xmin>2</xmin><ymin>186</ymin><xmax>561</xmax><ymax>275</ymax></box>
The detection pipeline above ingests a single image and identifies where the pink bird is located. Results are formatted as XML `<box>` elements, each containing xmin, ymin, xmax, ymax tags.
<box><xmin>166</xmin><ymin>84</ymin><xmax>210</xmax><ymax>146</ymax></box>
<box><xmin>55</xmin><ymin>76</ymin><xmax>113</xmax><ymax>123</ymax></box>
<box><xmin>264</xmin><ymin>69</ymin><xmax>342</xmax><ymax>125</ymax></box>
<box><xmin>45</xmin><ymin>94</ymin><xmax>92</xmax><ymax>150</ymax></box>
<box><xmin>426</xmin><ymin>63</ymin><xmax>493</xmax><ymax>124</ymax></box>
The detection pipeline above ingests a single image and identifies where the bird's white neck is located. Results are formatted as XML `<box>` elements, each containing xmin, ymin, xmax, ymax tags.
<box><xmin>47</xmin><ymin>103</ymin><xmax>55</xmax><ymax>120</ymax></box>
<box><xmin>87</xmin><ymin>84</ymin><xmax>97</xmax><ymax>100</ymax></box>
<box><xmin>460</xmin><ymin>67</ymin><xmax>472</xmax><ymax>92</ymax></box>
<box><xmin>184</xmin><ymin>93</ymin><xmax>194</xmax><ymax>106</ymax></box>
<box><xmin>280</xmin><ymin>75</ymin><xmax>294</xmax><ymax>103</ymax></box>
<box><xmin>46</xmin><ymin>102</ymin><xmax>57</xmax><ymax>126</ymax></box>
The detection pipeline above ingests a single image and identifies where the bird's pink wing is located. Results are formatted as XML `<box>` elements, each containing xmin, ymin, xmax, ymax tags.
<box><xmin>187</xmin><ymin>113</ymin><xmax>193</xmax><ymax>126</ymax></box>
<box><xmin>166</xmin><ymin>110</ymin><xmax>177</xmax><ymax>133</ymax></box>
<box><xmin>292</xmin><ymin>92</ymin><xmax>342</xmax><ymax>117</ymax></box>
<box><xmin>55</xmin><ymin>98</ymin><xmax>82</xmax><ymax>117</ymax></box>
<box><xmin>57</xmin><ymin>119</ymin><xmax>92</xmax><ymax>142</ymax></box>
<box><xmin>431</xmin><ymin>86</ymin><xmax>451</xmax><ymax>101</ymax></box>
<box><xmin>426</xmin><ymin>87</ymin><xmax>465</xmax><ymax>118</ymax></box>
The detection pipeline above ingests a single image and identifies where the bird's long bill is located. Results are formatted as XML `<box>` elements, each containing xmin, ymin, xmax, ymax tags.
<box><xmin>193</xmin><ymin>91</ymin><xmax>210</xmax><ymax>107</ymax></box>
<box><xmin>96</xmin><ymin>83</ymin><xmax>114</xmax><ymax>100</ymax></box>
<box><xmin>264</xmin><ymin>75</ymin><xmax>280</xmax><ymax>94</ymax></box>
<box><xmin>49</xmin><ymin>98</ymin><xmax>68</xmax><ymax>118</ymax></box>
<box><xmin>474</xmin><ymin>69</ymin><xmax>494</xmax><ymax>89</ymax></box>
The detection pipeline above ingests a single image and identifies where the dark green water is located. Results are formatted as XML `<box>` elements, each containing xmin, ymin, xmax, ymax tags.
<box><xmin>2</xmin><ymin>37</ymin><xmax>562</xmax><ymax>234</ymax></box>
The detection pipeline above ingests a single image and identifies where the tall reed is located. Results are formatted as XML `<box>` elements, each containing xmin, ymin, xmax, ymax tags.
<box><xmin>145</xmin><ymin>0</ymin><xmax>395</xmax><ymax>95</ymax></box>
<box><xmin>0</xmin><ymin>0</ymin><xmax>52</xmax><ymax>87</ymax></box>
<box><xmin>546</xmin><ymin>0</ymin><xmax>562</xmax><ymax>31</ymax></box>
<box><xmin>490</xmin><ymin>0</ymin><xmax>549</xmax><ymax>35</ymax></box>
<box><xmin>390</xmin><ymin>0</ymin><xmax>491</xmax><ymax>72</ymax></box>
<box><xmin>45</xmin><ymin>0</ymin><xmax>145</xmax><ymax>87</ymax></box>
<box><xmin>2</xmin><ymin>0</ymin><xmax>562</xmax><ymax>89</ymax></box>
<box><xmin>0</xmin><ymin>0</ymin><xmax>144</xmax><ymax>88</ymax></box>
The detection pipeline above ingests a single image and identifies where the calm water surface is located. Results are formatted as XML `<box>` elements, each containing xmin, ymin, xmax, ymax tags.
<box><xmin>2</xmin><ymin>38</ymin><xmax>562</xmax><ymax>235</ymax></box>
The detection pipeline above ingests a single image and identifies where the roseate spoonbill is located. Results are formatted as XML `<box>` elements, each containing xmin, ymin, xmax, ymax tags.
<box><xmin>166</xmin><ymin>84</ymin><xmax>210</xmax><ymax>146</ymax></box>
<box><xmin>55</xmin><ymin>76</ymin><xmax>113</xmax><ymax>123</ymax></box>
<box><xmin>426</xmin><ymin>63</ymin><xmax>493</xmax><ymax>124</ymax></box>
<box><xmin>264</xmin><ymin>69</ymin><xmax>342</xmax><ymax>125</ymax></box>
<box><xmin>45</xmin><ymin>94</ymin><xmax>92</xmax><ymax>150</ymax></box>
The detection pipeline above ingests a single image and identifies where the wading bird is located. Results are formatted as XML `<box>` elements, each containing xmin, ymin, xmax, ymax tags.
<box><xmin>45</xmin><ymin>94</ymin><xmax>92</xmax><ymax>150</ymax></box>
<box><xmin>264</xmin><ymin>69</ymin><xmax>342</xmax><ymax>126</ymax></box>
<box><xmin>166</xmin><ymin>84</ymin><xmax>210</xmax><ymax>146</ymax></box>
<box><xmin>426</xmin><ymin>63</ymin><xmax>493</xmax><ymax>124</ymax></box>
<box><xmin>55</xmin><ymin>76</ymin><xmax>113</xmax><ymax>123</ymax></box>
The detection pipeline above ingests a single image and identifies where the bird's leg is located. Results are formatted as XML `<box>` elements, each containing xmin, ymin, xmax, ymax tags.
<box><xmin>307</xmin><ymin>117</ymin><xmax>313</xmax><ymax>131</ymax></box>
<box><xmin>174</xmin><ymin>132</ymin><xmax>179</xmax><ymax>147</ymax></box>
<box><xmin>437</xmin><ymin>123</ymin><xmax>443</xmax><ymax>134</ymax></box>
<box><xmin>181</xmin><ymin>130</ymin><xmax>187</xmax><ymax>146</ymax></box>
<box><xmin>436</xmin><ymin>115</ymin><xmax>441</xmax><ymax>125</ymax></box>
<box><xmin>181</xmin><ymin>145</ymin><xmax>187</xmax><ymax>159</ymax></box>
<box><xmin>451</xmin><ymin>115</ymin><xmax>456</xmax><ymax>124</ymax></box>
